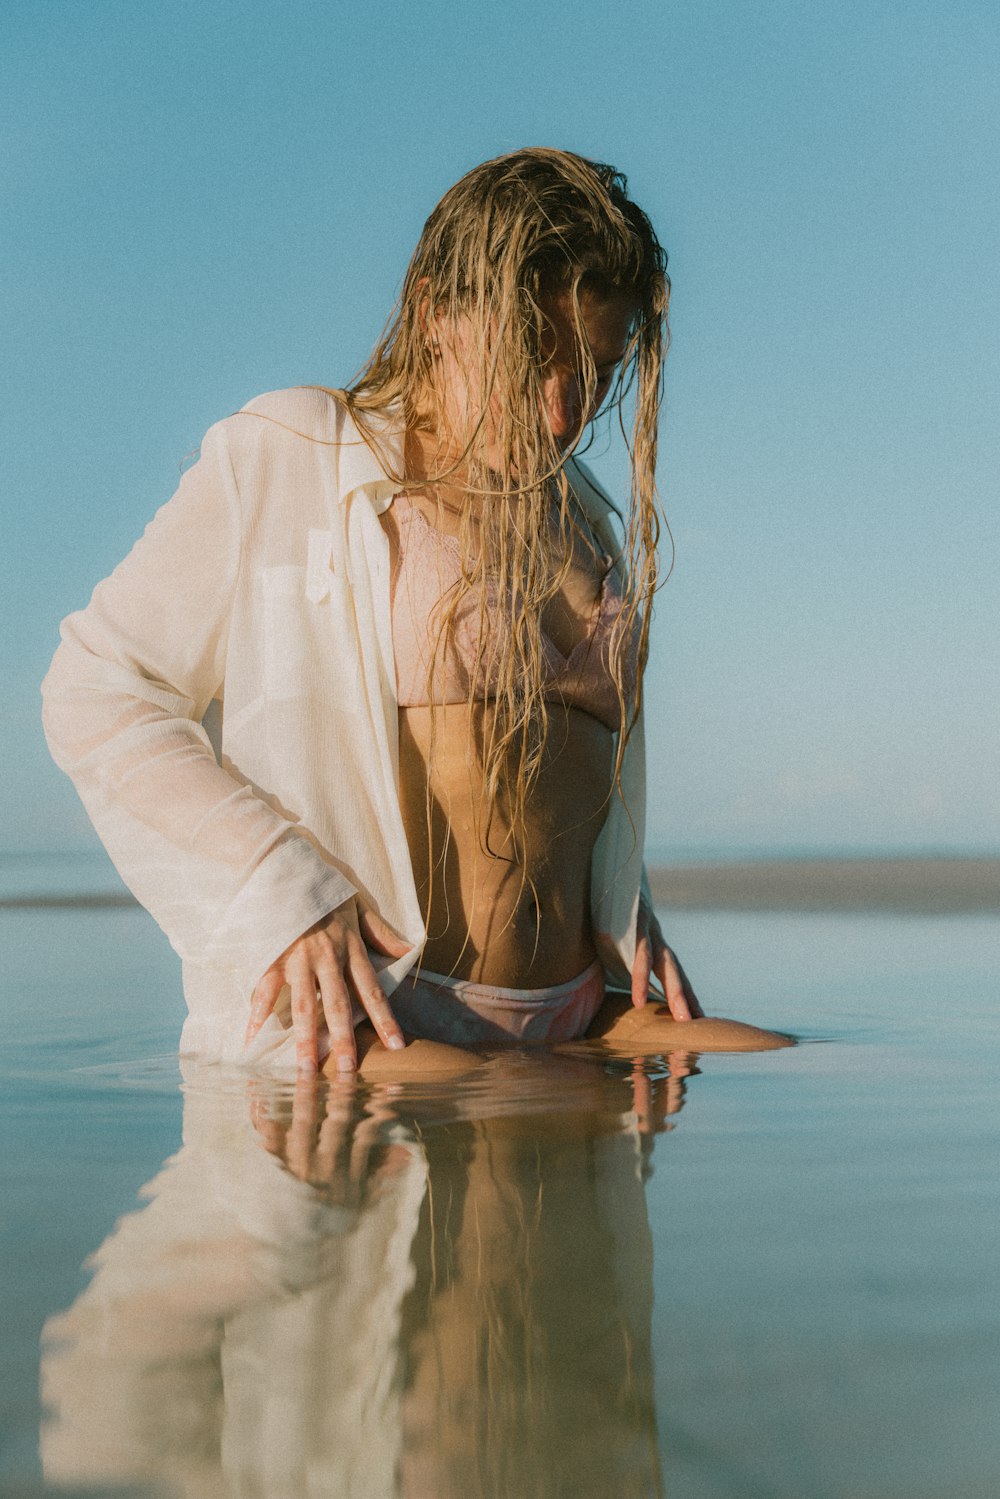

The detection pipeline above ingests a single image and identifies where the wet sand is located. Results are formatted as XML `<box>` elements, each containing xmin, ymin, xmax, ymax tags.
<box><xmin>647</xmin><ymin>855</ymin><xmax>1000</xmax><ymax>914</ymax></box>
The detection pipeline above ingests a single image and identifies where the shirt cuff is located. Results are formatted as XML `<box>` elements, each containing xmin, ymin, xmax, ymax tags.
<box><xmin>203</xmin><ymin>831</ymin><xmax>357</xmax><ymax>997</ymax></box>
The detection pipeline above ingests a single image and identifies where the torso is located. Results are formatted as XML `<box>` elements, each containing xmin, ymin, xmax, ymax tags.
<box><xmin>380</xmin><ymin>486</ymin><xmax>622</xmax><ymax>987</ymax></box>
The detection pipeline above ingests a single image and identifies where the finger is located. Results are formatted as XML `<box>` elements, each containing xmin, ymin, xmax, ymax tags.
<box><xmin>246</xmin><ymin>1079</ymin><xmax>287</xmax><ymax>1155</ymax></box>
<box><xmin>630</xmin><ymin>1065</ymin><xmax>654</xmax><ymax>1134</ymax></box>
<box><xmin>246</xmin><ymin>1078</ymin><xmax>266</xmax><ymax>1127</ymax></box>
<box><xmin>345</xmin><ymin>936</ymin><xmax>406</xmax><ymax>1052</ymax></box>
<box><xmin>630</xmin><ymin>1062</ymin><xmax>671</xmax><ymax>1137</ymax></box>
<box><xmin>248</xmin><ymin>1091</ymin><xmax>271</xmax><ymax>1135</ymax></box>
<box><xmin>245</xmin><ymin>969</ymin><xmax>286</xmax><ymax>1045</ymax></box>
<box><xmin>348</xmin><ymin>1113</ymin><xmax>385</xmax><ymax>1187</ymax></box>
<box><xmin>649</xmin><ymin>917</ymin><xmax>705</xmax><ymax>1019</ymax></box>
<box><xmin>254</xmin><ymin>1117</ymin><xmax>288</xmax><ymax>1158</ymax></box>
<box><xmin>356</xmin><ymin>906</ymin><xmax>413</xmax><ymax>960</ymax></box>
<box><xmin>664</xmin><ymin>1075</ymin><xmax>687</xmax><ymax>1116</ymax></box>
<box><xmin>660</xmin><ymin>1050</ymin><xmax>692</xmax><ymax>1116</ymax></box>
<box><xmin>286</xmin><ymin>1075</ymin><xmax>322</xmax><ymax>1180</ymax></box>
<box><xmin>652</xmin><ymin>941</ymin><xmax>692</xmax><ymax>1022</ymax></box>
<box><xmin>631</xmin><ymin>931</ymin><xmax>653</xmax><ymax>1009</ymax></box>
<box><xmin>315</xmin><ymin>1084</ymin><xmax>355</xmax><ymax>1181</ymax></box>
<box><xmin>290</xmin><ymin>1073</ymin><xmax>321</xmax><ymax>1140</ymax></box>
<box><xmin>666</xmin><ymin>947</ymin><xmax>704</xmax><ymax>1019</ymax></box>
<box><xmin>679</xmin><ymin>965</ymin><xmax>705</xmax><ymax>1019</ymax></box>
<box><xmin>289</xmin><ymin>969</ymin><xmax>320</xmax><ymax>1075</ymax></box>
<box><xmin>316</xmin><ymin>959</ymin><xmax>358</xmax><ymax>1074</ymax></box>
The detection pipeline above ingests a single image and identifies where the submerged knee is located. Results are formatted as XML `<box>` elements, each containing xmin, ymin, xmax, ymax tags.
<box><xmin>351</xmin><ymin>1036</ymin><xmax>487</xmax><ymax>1079</ymax></box>
<box><xmin>599</xmin><ymin>1003</ymin><xmax>795</xmax><ymax>1053</ymax></box>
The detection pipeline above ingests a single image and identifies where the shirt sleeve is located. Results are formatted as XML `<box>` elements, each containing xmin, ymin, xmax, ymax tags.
<box><xmin>40</xmin><ymin>418</ymin><xmax>356</xmax><ymax>999</ymax></box>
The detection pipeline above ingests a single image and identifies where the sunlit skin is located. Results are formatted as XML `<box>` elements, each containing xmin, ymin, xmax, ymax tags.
<box><xmin>380</xmin><ymin>287</ymin><xmax>636</xmax><ymax>994</ymax></box>
<box><xmin>245</xmin><ymin>285</ymin><xmax>793</xmax><ymax>1074</ymax></box>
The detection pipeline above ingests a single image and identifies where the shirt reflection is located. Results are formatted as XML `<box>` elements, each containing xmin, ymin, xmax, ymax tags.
<box><xmin>41</xmin><ymin>1052</ymin><xmax>694</xmax><ymax>1497</ymax></box>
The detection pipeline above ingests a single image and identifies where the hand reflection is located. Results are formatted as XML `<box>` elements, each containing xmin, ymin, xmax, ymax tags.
<box><xmin>41</xmin><ymin>1055</ymin><xmax>679</xmax><ymax>1499</ymax></box>
<box><xmin>629</xmin><ymin>1050</ymin><xmax>700</xmax><ymax>1136</ymax></box>
<box><xmin>247</xmin><ymin>1074</ymin><xmax>406</xmax><ymax>1208</ymax></box>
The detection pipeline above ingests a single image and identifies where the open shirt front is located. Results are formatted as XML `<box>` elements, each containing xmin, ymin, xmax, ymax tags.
<box><xmin>42</xmin><ymin>387</ymin><xmax>649</xmax><ymax>1069</ymax></box>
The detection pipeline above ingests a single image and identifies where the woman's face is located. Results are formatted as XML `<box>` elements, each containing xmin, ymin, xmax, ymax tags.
<box><xmin>535</xmin><ymin>284</ymin><xmax>635</xmax><ymax>449</ymax></box>
<box><xmin>428</xmin><ymin>283</ymin><xmax>635</xmax><ymax>470</ymax></box>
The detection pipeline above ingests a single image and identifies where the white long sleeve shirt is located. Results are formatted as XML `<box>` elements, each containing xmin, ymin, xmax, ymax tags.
<box><xmin>41</xmin><ymin>386</ymin><xmax>647</xmax><ymax>1068</ymax></box>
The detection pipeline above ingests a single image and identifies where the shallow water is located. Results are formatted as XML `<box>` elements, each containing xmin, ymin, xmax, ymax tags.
<box><xmin>2</xmin><ymin>901</ymin><xmax>999</xmax><ymax>1497</ymax></box>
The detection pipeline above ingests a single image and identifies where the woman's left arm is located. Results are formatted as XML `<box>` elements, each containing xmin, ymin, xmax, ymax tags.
<box><xmin>569</xmin><ymin>463</ymin><xmax>701</xmax><ymax>1020</ymax></box>
<box><xmin>632</xmin><ymin>872</ymin><xmax>704</xmax><ymax>1020</ymax></box>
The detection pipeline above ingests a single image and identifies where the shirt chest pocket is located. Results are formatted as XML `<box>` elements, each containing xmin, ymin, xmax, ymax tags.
<box><xmin>261</xmin><ymin>532</ymin><xmax>361</xmax><ymax>711</ymax></box>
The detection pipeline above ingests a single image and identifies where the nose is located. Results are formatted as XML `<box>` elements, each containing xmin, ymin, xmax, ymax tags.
<box><xmin>541</xmin><ymin>371</ymin><xmax>586</xmax><ymax>445</ymax></box>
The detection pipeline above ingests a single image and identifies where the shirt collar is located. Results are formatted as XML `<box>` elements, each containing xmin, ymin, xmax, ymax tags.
<box><xmin>338</xmin><ymin>403</ymin><xmax>405</xmax><ymax>514</ymax></box>
<box><xmin>337</xmin><ymin>406</ymin><xmax>618</xmax><ymax>531</ymax></box>
<box><xmin>565</xmin><ymin>456</ymin><xmax>618</xmax><ymax>528</ymax></box>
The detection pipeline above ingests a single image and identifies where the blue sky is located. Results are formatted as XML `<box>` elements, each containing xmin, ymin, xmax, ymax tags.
<box><xmin>3</xmin><ymin>0</ymin><xmax>997</xmax><ymax>859</ymax></box>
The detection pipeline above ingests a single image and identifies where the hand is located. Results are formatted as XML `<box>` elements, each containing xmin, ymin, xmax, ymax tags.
<box><xmin>631</xmin><ymin>896</ymin><xmax>704</xmax><ymax>1021</ymax></box>
<box><xmin>244</xmin><ymin>896</ymin><xmax>412</xmax><ymax>1074</ymax></box>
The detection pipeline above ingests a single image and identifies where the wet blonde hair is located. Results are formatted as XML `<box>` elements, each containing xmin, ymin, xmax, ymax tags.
<box><xmin>336</xmin><ymin>147</ymin><xmax>669</xmax><ymax>925</ymax></box>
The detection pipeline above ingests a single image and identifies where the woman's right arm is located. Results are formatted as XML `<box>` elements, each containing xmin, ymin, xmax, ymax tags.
<box><xmin>40</xmin><ymin>416</ymin><xmax>403</xmax><ymax>1068</ymax></box>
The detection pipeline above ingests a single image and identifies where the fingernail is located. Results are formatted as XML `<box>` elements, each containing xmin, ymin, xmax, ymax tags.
<box><xmin>387</xmin><ymin>1035</ymin><xmax>405</xmax><ymax>1052</ymax></box>
<box><xmin>336</xmin><ymin>1055</ymin><xmax>356</xmax><ymax>1073</ymax></box>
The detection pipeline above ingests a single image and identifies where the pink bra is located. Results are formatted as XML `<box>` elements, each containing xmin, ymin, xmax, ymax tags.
<box><xmin>390</xmin><ymin>495</ymin><xmax>638</xmax><ymax>731</ymax></box>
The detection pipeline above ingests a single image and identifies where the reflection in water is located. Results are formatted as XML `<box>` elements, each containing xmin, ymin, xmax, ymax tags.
<box><xmin>40</xmin><ymin>1050</ymin><xmax>699</xmax><ymax>1497</ymax></box>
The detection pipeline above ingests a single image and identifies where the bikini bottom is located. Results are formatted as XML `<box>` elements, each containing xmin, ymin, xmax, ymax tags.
<box><xmin>380</xmin><ymin>959</ymin><xmax>607</xmax><ymax>1047</ymax></box>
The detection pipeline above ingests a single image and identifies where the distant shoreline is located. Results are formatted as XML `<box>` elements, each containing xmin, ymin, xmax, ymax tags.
<box><xmin>0</xmin><ymin>891</ymin><xmax>139</xmax><ymax>910</ymax></box>
<box><xmin>1</xmin><ymin>855</ymin><xmax>997</xmax><ymax>915</ymax></box>
<box><xmin>647</xmin><ymin>856</ymin><xmax>1000</xmax><ymax>914</ymax></box>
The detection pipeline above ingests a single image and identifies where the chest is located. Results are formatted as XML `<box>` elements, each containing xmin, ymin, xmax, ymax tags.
<box><xmin>380</xmin><ymin>494</ymin><xmax>613</xmax><ymax>661</ymax></box>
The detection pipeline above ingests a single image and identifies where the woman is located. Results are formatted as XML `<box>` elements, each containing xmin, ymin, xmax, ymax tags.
<box><xmin>42</xmin><ymin>148</ymin><xmax>786</xmax><ymax>1074</ymax></box>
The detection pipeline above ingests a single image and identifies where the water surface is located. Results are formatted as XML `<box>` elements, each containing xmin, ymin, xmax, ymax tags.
<box><xmin>2</xmin><ymin>899</ymin><xmax>998</xmax><ymax>1497</ymax></box>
